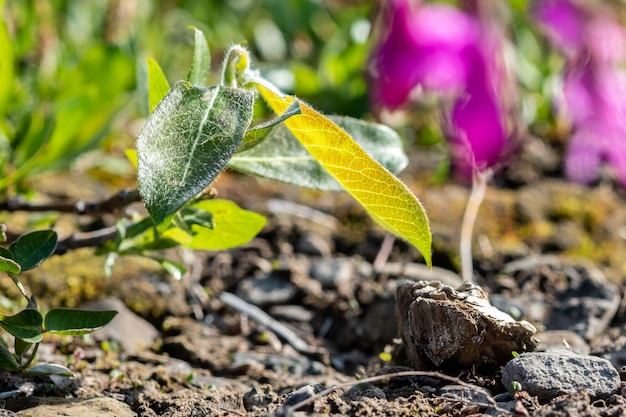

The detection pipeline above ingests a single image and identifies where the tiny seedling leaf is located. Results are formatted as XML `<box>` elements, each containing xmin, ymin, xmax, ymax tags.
<box><xmin>0</xmin><ymin>256</ymin><xmax>20</xmax><ymax>275</ymax></box>
<box><xmin>254</xmin><ymin>82</ymin><xmax>432</xmax><ymax>266</ymax></box>
<box><xmin>187</xmin><ymin>26</ymin><xmax>210</xmax><ymax>86</ymax></box>
<box><xmin>24</xmin><ymin>363</ymin><xmax>74</xmax><ymax>377</ymax></box>
<box><xmin>137</xmin><ymin>81</ymin><xmax>255</xmax><ymax>233</ymax></box>
<box><xmin>162</xmin><ymin>199</ymin><xmax>266</xmax><ymax>250</ymax></box>
<box><xmin>147</xmin><ymin>58</ymin><xmax>170</xmax><ymax>113</ymax></box>
<box><xmin>44</xmin><ymin>308</ymin><xmax>118</xmax><ymax>336</ymax></box>
<box><xmin>0</xmin><ymin>309</ymin><xmax>43</xmax><ymax>343</ymax></box>
<box><xmin>230</xmin><ymin>115</ymin><xmax>409</xmax><ymax>191</ymax></box>
<box><xmin>9</xmin><ymin>230</ymin><xmax>58</xmax><ymax>271</ymax></box>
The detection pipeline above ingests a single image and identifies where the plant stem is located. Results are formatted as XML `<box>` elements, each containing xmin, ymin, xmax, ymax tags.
<box><xmin>9</xmin><ymin>273</ymin><xmax>29</xmax><ymax>302</ymax></box>
<box><xmin>460</xmin><ymin>169</ymin><xmax>491</xmax><ymax>283</ymax></box>
<box><xmin>22</xmin><ymin>342</ymin><xmax>39</xmax><ymax>369</ymax></box>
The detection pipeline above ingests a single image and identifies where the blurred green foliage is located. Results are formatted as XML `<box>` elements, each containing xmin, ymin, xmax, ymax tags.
<box><xmin>0</xmin><ymin>0</ymin><xmax>373</xmax><ymax>195</ymax></box>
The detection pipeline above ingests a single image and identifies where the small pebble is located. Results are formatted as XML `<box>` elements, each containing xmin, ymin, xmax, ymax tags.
<box><xmin>502</xmin><ymin>349</ymin><xmax>620</xmax><ymax>401</ymax></box>
<box><xmin>309</xmin><ymin>258</ymin><xmax>354</xmax><ymax>289</ymax></box>
<box><xmin>295</xmin><ymin>232</ymin><xmax>332</xmax><ymax>256</ymax></box>
<box><xmin>236</xmin><ymin>274</ymin><xmax>297</xmax><ymax>306</ymax></box>
<box><xmin>284</xmin><ymin>384</ymin><xmax>318</xmax><ymax>407</ymax></box>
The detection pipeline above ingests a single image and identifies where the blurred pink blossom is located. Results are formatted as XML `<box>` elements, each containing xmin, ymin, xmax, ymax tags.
<box><xmin>367</xmin><ymin>0</ymin><xmax>516</xmax><ymax>179</ymax></box>
<box><xmin>535</xmin><ymin>0</ymin><xmax>626</xmax><ymax>186</ymax></box>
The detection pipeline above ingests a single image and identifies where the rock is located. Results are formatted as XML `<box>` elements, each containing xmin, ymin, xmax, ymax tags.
<box><xmin>269</xmin><ymin>305</ymin><xmax>314</xmax><ymax>322</ymax></box>
<box><xmin>396</xmin><ymin>280</ymin><xmax>537</xmax><ymax>369</ymax></box>
<box><xmin>82</xmin><ymin>297</ymin><xmax>159</xmax><ymax>353</ymax></box>
<box><xmin>236</xmin><ymin>273</ymin><xmax>297</xmax><ymax>306</ymax></box>
<box><xmin>15</xmin><ymin>397</ymin><xmax>135</xmax><ymax>417</ymax></box>
<box><xmin>283</xmin><ymin>384</ymin><xmax>320</xmax><ymax>407</ymax></box>
<box><xmin>502</xmin><ymin>349</ymin><xmax>621</xmax><ymax>401</ymax></box>
<box><xmin>309</xmin><ymin>257</ymin><xmax>355</xmax><ymax>290</ymax></box>
<box><xmin>535</xmin><ymin>330</ymin><xmax>590</xmax><ymax>355</ymax></box>
<box><xmin>295</xmin><ymin>232</ymin><xmax>332</xmax><ymax>256</ymax></box>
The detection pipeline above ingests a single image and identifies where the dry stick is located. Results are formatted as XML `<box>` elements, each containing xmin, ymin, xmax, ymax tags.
<box><xmin>219</xmin><ymin>292</ymin><xmax>326</xmax><ymax>360</ymax></box>
<box><xmin>460</xmin><ymin>169</ymin><xmax>492</xmax><ymax>283</ymax></box>
<box><xmin>283</xmin><ymin>370</ymin><xmax>509</xmax><ymax>415</ymax></box>
<box><xmin>0</xmin><ymin>189</ymin><xmax>141</xmax><ymax>215</ymax></box>
<box><xmin>54</xmin><ymin>225</ymin><xmax>121</xmax><ymax>255</ymax></box>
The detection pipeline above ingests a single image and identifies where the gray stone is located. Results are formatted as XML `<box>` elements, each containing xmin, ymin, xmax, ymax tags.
<box><xmin>269</xmin><ymin>305</ymin><xmax>314</xmax><ymax>322</ymax></box>
<box><xmin>236</xmin><ymin>274</ymin><xmax>297</xmax><ymax>306</ymax></box>
<box><xmin>295</xmin><ymin>232</ymin><xmax>332</xmax><ymax>256</ymax></box>
<box><xmin>309</xmin><ymin>258</ymin><xmax>355</xmax><ymax>289</ymax></box>
<box><xmin>502</xmin><ymin>349</ymin><xmax>620</xmax><ymax>401</ymax></box>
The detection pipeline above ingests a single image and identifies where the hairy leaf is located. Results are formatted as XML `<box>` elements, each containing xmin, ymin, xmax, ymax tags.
<box><xmin>230</xmin><ymin>115</ymin><xmax>408</xmax><ymax>191</ymax></box>
<box><xmin>44</xmin><ymin>308</ymin><xmax>118</xmax><ymax>336</ymax></box>
<box><xmin>136</xmin><ymin>81</ymin><xmax>255</xmax><ymax>233</ymax></box>
<box><xmin>254</xmin><ymin>82</ymin><xmax>432</xmax><ymax>266</ymax></box>
<box><xmin>147</xmin><ymin>58</ymin><xmax>170</xmax><ymax>113</ymax></box>
<box><xmin>162</xmin><ymin>199</ymin><xmax>266</xmax><ymax>250</ymax></box>
<box><xmin>9</xmin><ymin>230</ymin><xmax>58</xmax><ymax>271</ymax></box>
<box><xmin>187</xmin><ymin>26</ymin><xmax>210</xmax><ymax>86</ymax></box>
<box><xmin>0</xmin><ymin>309</ymin><xmax>43</xmax><ymax>343</ymax></box>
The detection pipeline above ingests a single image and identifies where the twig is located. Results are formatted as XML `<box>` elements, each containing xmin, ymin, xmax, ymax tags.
<box><xmin>281</xmin><ymin>370</ymin><xmax>509</xmax><ymax>416</ymax></box>
<box><xmin>53</xmin><ymin>225</ymin><xmax>121</xmax><ymax>255</ymax></box>
<box><xmin>0</xmin><ymin>189</ymin><xmax>141</xmax><ymax>215</ymax></box>
<box><xmin>219</xmin><ymin>292</ymin><xmax>327</xmax><ymax>361</ymax></box>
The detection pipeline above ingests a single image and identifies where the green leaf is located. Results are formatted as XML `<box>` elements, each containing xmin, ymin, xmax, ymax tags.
<box><xmin>236</xmin><ymin>100</ymin><xmax>302</xmax><ymax>153</ymax></box>
<box><xmin>147</xmin><ymin>57</ymin><xmax>170</xmax><ymax>113</ymax></box>
<box><xmin>0</xmin><ymin>9</ymin><xmax>14</xmax><ymax>114</ymax></box>
<box><xmin>0</xmin><ymin>247</ymin><xmax>12</xmax><ymax>259</ymax></box>
<box><xmin>187</xmin><ymin>26</ymin><xmax>210</xmax><ymax>86</ymax></box>
<box><xmin>0</xmin><ymin>309</ymin><xmax>43</xmax><ymax>343</ymax></box>
<box><xmin>24</xmin><ymin>363</ymin><xmax>74</xmax><ymax>377</ymax></box>
<box><xmin>230</xmin><ymin>115</ymin><xmax>408</xmax><ymax>191</ymax></box>
<box><xmin>0</xmin><ymin>343</ymin><xmax>19</xmax><ymax>371</ymax></box>
<box><xmin>162</xmin><ymin>199</ymin><xmax>266</xmax><ymax>250</ymax></box>
<box><xmin>137</xmin><ymin>81</ymin><xmax>255</xmax><ymax>233</ymax></box>
<box><xmin>14</xmin><ymin>338</ymin><xmax>33</xmax><ymax>357</ymax></box>
<box><xmin>148</xmin><ymin>257</ymin><xmax>186</xmax><ymax>280</ymax></box>
<box><xmin>44</xmin><ymin>308</ymin><xmax>117</xmax><ymax>336</ymax></box>
<box><xmin>255</xmin><ymin>82</ymin><xmax>432</xmax><ymax>266</ymax></box>
<box><xmin>9</xmin><ymin>230</ymin><xmax>58</xmax><ymax>271</ymax></box>
<box><xmin>0</xmin><ymin>256</ymin><xmax>20</xmax><ymax>275</ymax></box>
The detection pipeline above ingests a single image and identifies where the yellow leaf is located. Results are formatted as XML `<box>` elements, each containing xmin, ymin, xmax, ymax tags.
<box><xmin>254</xmin><ymin>83</ymin><xmax>432</xmax><ymax>266</ymax></box>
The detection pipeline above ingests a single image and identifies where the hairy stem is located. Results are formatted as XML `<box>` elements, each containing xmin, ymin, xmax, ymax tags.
<box><xmin>460</xmin><ymin>169</ymin><xmax>491</xmax><ymax>283</ymax></box>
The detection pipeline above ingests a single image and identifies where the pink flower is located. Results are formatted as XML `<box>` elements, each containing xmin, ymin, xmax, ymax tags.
<box><xmin>535</xmin><ymin>0</ymin><xmax>626</xmax><ymax>187</ymax></box>
<box><xmin>367</xmin><ymin>0</ymin><xmax>516</xmax><ymax>179</ymax></box>
<box><xmin>368</xmin><ymin>0</ymin><xmax>479</xmax><ymax>109</ymax></box>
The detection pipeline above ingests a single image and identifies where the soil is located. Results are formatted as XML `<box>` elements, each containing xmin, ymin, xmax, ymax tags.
<box><xmin>1</xmin><ymin>142</ymin><xmax>626</xmax><ymax>416</ymax></box>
